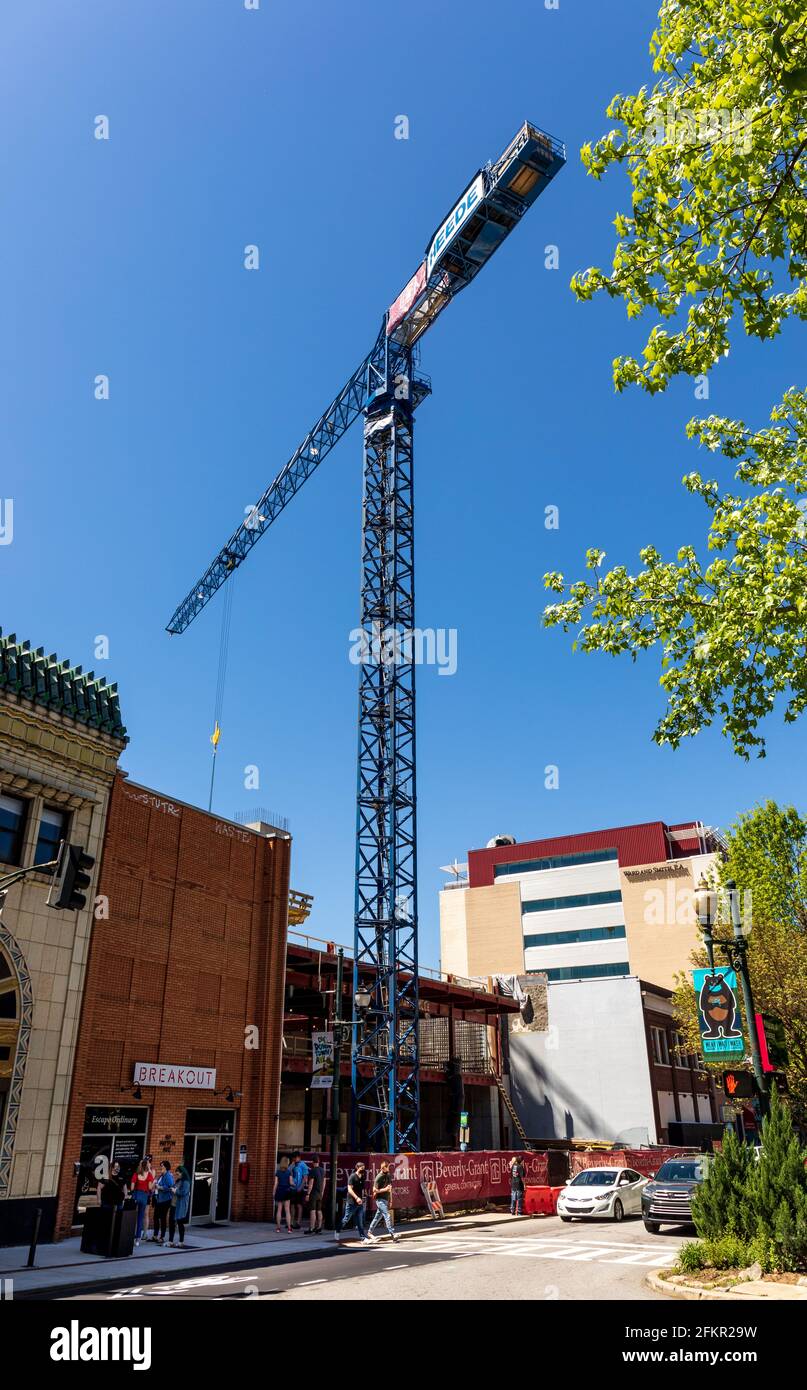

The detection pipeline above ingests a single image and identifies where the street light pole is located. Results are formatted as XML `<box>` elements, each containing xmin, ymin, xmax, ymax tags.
<box><xmin>695</xmin><ymin>875</ymin><xmax>769</xmax><ymax>1117</ymax></box>
<box><xmin>726</xmin><ymin>880</ymin><xmax>768</xmax><ymax>1112</ymax></box>
<box><xmin>328</xmin><ymin>947</ymin><xmax>344</xmax><ymax>1232</ymax></box>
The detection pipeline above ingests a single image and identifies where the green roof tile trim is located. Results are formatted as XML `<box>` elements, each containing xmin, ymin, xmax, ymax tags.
<box><xmin>0</xmin><ymin>629</ymin><xmax>127</xmax><ymax>740</ymax></box>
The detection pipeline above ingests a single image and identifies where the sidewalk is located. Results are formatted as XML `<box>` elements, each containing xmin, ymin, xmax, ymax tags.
<box><xmin>2</xmin><ymin>1208</ymin><xmax>526</xmax><ymax>1298</ymax></box>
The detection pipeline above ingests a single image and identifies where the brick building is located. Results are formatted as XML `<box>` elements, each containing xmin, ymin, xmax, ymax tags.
<box><xmin>0</xmin><ymin>632</ymin><xmax>126</xmax><ymax>1246</ymax></box>
<box><xmin>54</xmin><ymin>774</ymin><xmax>290</xmax><ymax>1240</ymax></box>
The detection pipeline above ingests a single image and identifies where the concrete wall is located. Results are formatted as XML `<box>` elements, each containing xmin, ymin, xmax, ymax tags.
<box><xmin>621</xmin><ymin>852</ymin><xmax>718</xmax><ymax>989</ymax></box>
<box><xmin>508</xmin><ymin>975</ymin><xmax>658</xmax><ymax>1145</ymax></box>
<box><xmin>439</xmin><ymin>882</ymin><xmax>523</xmax><ymax>978</ymax></box>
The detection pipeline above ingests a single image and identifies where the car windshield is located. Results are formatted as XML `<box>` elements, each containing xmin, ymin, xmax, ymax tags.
<box><xmin>655</xmin><ymin>1161</ymin><xmax>705</xmax><ymax>1182</ymax></box>
<box><xmin>570</xmin><ymin>1170</ymin><xmax>619</xmax><ymax>1187</ymax></box>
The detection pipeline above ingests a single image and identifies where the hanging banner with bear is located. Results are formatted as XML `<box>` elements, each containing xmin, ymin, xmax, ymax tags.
<box><xmin>692</xmin><ymin>968</ymin><xmax>745</xmax><ymax>1055</ymax></box>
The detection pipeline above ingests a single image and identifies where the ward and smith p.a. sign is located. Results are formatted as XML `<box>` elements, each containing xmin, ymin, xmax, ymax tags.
<box><xmin>133</xmin><ymin>1062</ymin><xmax>217</xmax><ymax>1090</ymax></box>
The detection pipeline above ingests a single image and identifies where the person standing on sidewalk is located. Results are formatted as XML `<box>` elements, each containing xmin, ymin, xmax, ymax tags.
<box><xmin>98</xmin><ymin>1160</ymin><xmax>127</xmax><ymax>1212</ymax></box>
<box><xmin>152</xmin><ymin>1160</ymin><xmax>175</xmax><ymax>1245</ymax></box>
<box><xmin>289</xmin><ymin>1150</ymin><xmax>309</xmax><ymax>1230</ymax></box>
<box><xmin>367</xmin><ymin>1160</ymin><xmax>398</xmax><ymax>1244</ymax></box>
<box><xmin>305</xmin><ymin>1154</ymin><xmax>325</xmax><ymax>1235</ymax></box>
<box><xmin>509</xmin><ymin>1155</ymin><xmax>526</xmax><ymax>1215</ymax></box>
<box><xmin>273</xmin><ymin>1154</ymin><xmax>293</xmax><ymax>1233</ymax></box>
<box><xmin>131</xmin><ymin>1159</ymin><xmax>152</xmax><ymax>1246</ymax></box>
<box><xmin>335</xmin><ymin>1162</ymin><xmax>370</xmax><ymax>1243</ymax></box>
<box><xmin>169</xmin><ymin>1165</ymin><xmax>191</xmax><ymax>1248</ymax></box>
<box><xmin>143</xmin><ymin>1155</ymin><xmax>156</xmax><ymax>1241</ymax></box>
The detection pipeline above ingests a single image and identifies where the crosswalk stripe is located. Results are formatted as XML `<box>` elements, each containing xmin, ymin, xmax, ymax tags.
<box><xmin>398</xmin><ymin>1236</ymin><xmax>679</xmax><ymax>1268</ymax></box>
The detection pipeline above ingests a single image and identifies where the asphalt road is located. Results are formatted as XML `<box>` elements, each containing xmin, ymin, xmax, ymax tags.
<box><xmin>57</xmin><ymin>1214</ymin><xmax>690</xmax><ymax>1302</ymax></box>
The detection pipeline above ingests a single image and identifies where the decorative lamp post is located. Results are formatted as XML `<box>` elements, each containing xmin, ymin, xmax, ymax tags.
<box><xmin>695</xmin><ymin>876</ymin><xmax>769</xmax><ymax>1114</ymax></box>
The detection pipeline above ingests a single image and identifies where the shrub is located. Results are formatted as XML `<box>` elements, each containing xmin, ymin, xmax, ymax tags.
<box><xmin>678</xmin><ymin>1240</ymin><xmax>708</xmax><ymax>1272</ymax></box>
<box><xmin>748</xmin><ymin>1089</ymin><xmax>807</xmax><ymax>1272</ymax></box>
<box><xmin>691</xmin><ymin>1126</ymin><xmax>756</xmax><ymax>1240</ymax></box>
<box><xmin>677</xmin><ymin>1232</ymin><xmax>776</xmax><ymax>1275</ymax></box>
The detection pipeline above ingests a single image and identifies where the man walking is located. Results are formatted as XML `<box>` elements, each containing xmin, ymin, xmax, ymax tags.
<box><xmin>305</xmin><ymin>1154</ymin><xmax>325</xmax><ymax>1235</ymax></box>
<box><xmin>335</xmin><ymin>1161</ymin><xmax>370</xmax><ymax>1243</ymax></box>
<box><xmin>367</xmin><ymin>1160</ymin><xmax>398</xmax><ymax>1243</ymax></box>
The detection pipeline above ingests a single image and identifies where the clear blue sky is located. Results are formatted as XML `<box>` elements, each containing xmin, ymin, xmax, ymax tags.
<box><xmin>3</xmin><ymin>1</ymin><xmax>804</xmax><ymax>970</ymax></box>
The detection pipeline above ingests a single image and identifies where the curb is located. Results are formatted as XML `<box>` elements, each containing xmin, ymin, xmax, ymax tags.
<box><xmin>646</xmin><ymin>1270</ymin><xmax>807</xmax><ymax>1302</ymax></box>
<box><xmin>9</xmin><ymin>1208</ymin><xmax>534</xmax><ymax>1299</ymax></box>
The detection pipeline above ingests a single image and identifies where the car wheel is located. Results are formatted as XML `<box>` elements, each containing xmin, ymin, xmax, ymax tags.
<box><xmin>559</xmin><ymin>1214</ymin><xmax>572</xmax><ymax>1222</ymax></box>
<box><xmin>612</xmin><ymin>1199</ymin><xmax>624</xmax><ymax>1223</ymax></box>
<box><xmin>643</xmin><ymin>1219</ymin><xmax>660</xmax><ymax>1233</ymax></box>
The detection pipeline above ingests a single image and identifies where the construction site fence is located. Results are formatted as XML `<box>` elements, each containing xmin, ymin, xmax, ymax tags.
<box><xmin>298</xmin><ymin>1147</ymin><xmax>696</xmax><ymax>1214</ymax></box>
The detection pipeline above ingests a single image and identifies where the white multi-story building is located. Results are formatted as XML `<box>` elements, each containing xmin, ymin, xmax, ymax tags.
<box><xmin>440</xmin><ymin>820</ymin><xmax>724</xmax><ymax>991</ymax></box>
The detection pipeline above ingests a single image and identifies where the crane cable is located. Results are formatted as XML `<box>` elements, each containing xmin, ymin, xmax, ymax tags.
<box><xmin>208</xmin><ymin>576</ymin><xmax>235</xmax><ymax>812</ymax></box>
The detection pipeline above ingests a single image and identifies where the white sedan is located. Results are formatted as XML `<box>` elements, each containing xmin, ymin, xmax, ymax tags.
<box><xmin>556</xmin><ymin>1166</ymin><xmax>648</xmax><ymax>1223</ymax></box>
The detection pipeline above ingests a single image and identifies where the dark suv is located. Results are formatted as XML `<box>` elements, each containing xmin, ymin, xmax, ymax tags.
<box><xmin>641</xmin><ymin>1157</ymin><xmax>711</xmax><ymax>1233</ymax></box>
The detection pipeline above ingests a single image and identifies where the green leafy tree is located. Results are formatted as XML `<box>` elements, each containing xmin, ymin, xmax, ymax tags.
<box><xmin>748</xmin><ymin>1087</ymin><xmax>807</xmax><ymax>1269</ymax></box>
<box><xmin>572</xmin><ymin>0</ymin><xmax>807</xmax><ymax>393</ymax></box>
<box><xmin>543</xmin><ymin>0</ymin><xmax>807</xmax><ymax>756</ymax></box>
<box><xmin>691</xmin><ymin>1127</ymin><xmax>757</xmax><ymax>1239</ymax></box>
<box><xmin>544</xmin><ymin>389</ymin><xmax>807</xmax><ymax>757</ymax></box>
<box><xmin>672</xmin><ymin>799</ymin><xmax>807</xmax><ymax>1120</ymax></box>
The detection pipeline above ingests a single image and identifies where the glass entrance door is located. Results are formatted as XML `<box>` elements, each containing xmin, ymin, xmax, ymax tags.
<box><xmin>184</xmin><ymin>1132</ymin><xmax>233</xmax><ymax>1224</ymax></box>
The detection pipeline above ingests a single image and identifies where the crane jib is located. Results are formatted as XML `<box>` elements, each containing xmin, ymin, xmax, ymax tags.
<box><xmin>165</xmin><ymin>119</ymin><xmax>565</xmax><ymax>638</ymax></box>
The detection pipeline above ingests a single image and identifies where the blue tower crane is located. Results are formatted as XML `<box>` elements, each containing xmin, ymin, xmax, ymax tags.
<box><xmin>166</xmin><ymin>121</ymin><xmax>565</xmax><ymax>1153</ymax></box>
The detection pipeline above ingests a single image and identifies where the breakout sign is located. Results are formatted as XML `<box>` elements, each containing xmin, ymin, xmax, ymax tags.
<box><xmin>426</xmin><ymin>172</ymin><xmax>484</xmax><ymax>275</ymax></box>
<box><xmin>133</xmin><ymin>1061</ymin><xmax>217</xmax><ymax>1089</ymax></box>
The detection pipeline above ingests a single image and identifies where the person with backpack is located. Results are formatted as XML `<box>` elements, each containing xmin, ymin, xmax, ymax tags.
<box><xmin>367</xmin><ymin>1159</ymin><xmax>399</xmax><ymax>1243</ymax></box>
<box><xmin>289</xmin><ymin>1151</ymin><xmax>309</xmax><ymax>1230</ymax></box>
<box><xmin>152</xmin><ymin>1160</ymin><xmax>175</xmax><ymax>1245</ymax></box>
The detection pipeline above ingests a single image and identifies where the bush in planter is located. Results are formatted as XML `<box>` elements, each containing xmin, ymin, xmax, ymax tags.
<box><xmin>678</xmin><ymin>1241</ymin><xmax>708</xmax><ymax>1272</ymax></box>
<box><xmin>691</xmin><ymin>1126</ymin><xmax>756</xmax><ymax>1241</ymax></box>
<box><xmin>677</xmin><ymin>1233</ymin><xmax>775</xmax><ymax>1275</ymax></box>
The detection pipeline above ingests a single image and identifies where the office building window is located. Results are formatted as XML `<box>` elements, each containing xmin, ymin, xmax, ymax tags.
<box><xmin>494</xmin><ymin>847</ymin><xmax>618</xmax><ymax>878</ymax></box>
<box><xmin>34</xmin><ymin>806</ymin><xmax>67</xmax><ymax>867</ymax></box>
<box><xmin>528</xmin><ymin>961</ymin><xmax>630</xmax><ymax>982</ymax></box>
<box><xmin>523</xmin><ymin>889</ymin><xmax>622</xmax><ymax>914</ymax></box>
<box><xmin>524</xmin><ymin>924</ymin><xmax>627</xmax><ymax>950</ymax></box>
<box><xmin>0</xmin><ymin>795</ymin><xmax>27</xmax><ymax>866</ymax></box>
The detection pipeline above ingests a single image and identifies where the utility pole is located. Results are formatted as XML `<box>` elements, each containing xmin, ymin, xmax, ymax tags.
<box><xmin>328</xmin><ymin>946</ymin><xmax>344</xmax><ymax>1232</ymax></box>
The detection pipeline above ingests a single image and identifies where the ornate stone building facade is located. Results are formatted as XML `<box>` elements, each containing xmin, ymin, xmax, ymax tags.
<box><xmin>0</xmin><ymin>631</ymin><xmax>126</xmax><ymax>1244</ymax></box>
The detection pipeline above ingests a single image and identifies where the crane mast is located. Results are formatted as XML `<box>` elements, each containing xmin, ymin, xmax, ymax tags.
<box><xmin>166</xmin><ymin>122</ymin><xmax>565</xmax><ymax>1153</ymax></box>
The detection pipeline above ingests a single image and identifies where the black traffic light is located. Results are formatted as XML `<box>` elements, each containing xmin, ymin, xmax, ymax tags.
<box><xmin>46</xmin><ymin>840</ymin><xmax>95</xmax><ymax>911</ymax></box>
<box><xmin>722</xmin><ymin>1069</ymin><xmax>757</xmax><ymax>1100</ymax></box>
